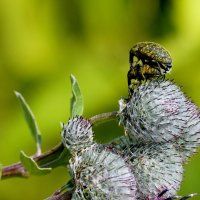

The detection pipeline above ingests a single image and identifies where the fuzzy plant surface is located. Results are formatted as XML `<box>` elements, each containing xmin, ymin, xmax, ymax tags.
<box><xmin>61</xmin><ymin>116</ymin><xmax>94</xmax><ymax>154</ymax></box>
<box><xmin>109</xmin><ymin>136</ymin><xmax>184</xmax><ymax>200</ymax></box>
<box><xmin>61</xmin><ymin>116</ymin><xmax>194</xmax><ymax>200</ymax></box>
<box><xmin>119</xmin><ymin>79</ymin><xmax>200</xmax><ymax>159</ymax></box>
<box><xmin>70</xmin><ymin>144</ymin><xmax>136</xmax><ymax>200</ymax></box>
<box><xmin>62</xmin><ymin>116</ymin><xmax>137</xmax><ymax>200</ymax></box>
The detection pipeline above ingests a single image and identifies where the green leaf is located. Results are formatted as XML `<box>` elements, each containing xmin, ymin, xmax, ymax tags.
<box><xmin>15</xmin><ymin>91</ymin><xmax>42</xmax><ymax>149</ymax></box>
<box><xmin>36</xmin><ymin>144</ymin><xmax>71</xmax><ymax>169</ymax></box>
<box><xmin>70</xmin><ymin>74</ymin><xmax>84</xmax><ymax>117</ymax></box>
<box><xmin>54</xmin><ymin>148</ymin><xmax>71</xmax><ymax>166</ymax></box>
<box><xmin>20</xmin><ymin>151</ymin><xmax>51</xmax><ymax>176</ymax></box>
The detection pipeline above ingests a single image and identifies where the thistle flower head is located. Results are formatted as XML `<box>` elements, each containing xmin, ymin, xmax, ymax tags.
<box><xmin>70</xmin><ymin>144</ymin><xmax>136</xmax><ymax>199</ymax></box>
<box><xmin>109</xmin><ymin>136</ymin><xmax>184</xmax><ymax>200</ymax></box>
<box><xmin>119</xmin><ymin>79</ymin><xmax>200</xmax><ymax>148</ymax></box>
<box><xmin>61</xmin><ymin>116</ymin><xmax>94</xmax><ymax>153</ymax></box>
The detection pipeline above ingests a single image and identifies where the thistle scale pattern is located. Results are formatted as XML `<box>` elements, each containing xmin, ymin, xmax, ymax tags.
<box><xmin>70</xmin><ymin>144</ymin><xmax>136</xmax><ymax>200</ymax></box>
<box><xmin>119</xmin><ymin>79</ymin><xmax>200</xmax><ymax>158</ymax></box>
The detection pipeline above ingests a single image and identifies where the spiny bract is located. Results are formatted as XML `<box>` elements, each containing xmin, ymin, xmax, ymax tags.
<box><xmin>70</xmin><ymin>144</ymin><xmax>136</xmax><ymax>200</ymax></box>
<box><xmin>119</xmin><ymin>79</ymin><xmax>200</xmax><ymax>158</ymax></box>
<box><xmin>109</xmin><ymin>136</ymin><xmax>184</xmax><ymax>200</ymax></box>
<box><xmin>61</xmin><ymin>116</ymin><xmax>94</xmax><ymax>153</ymax></box>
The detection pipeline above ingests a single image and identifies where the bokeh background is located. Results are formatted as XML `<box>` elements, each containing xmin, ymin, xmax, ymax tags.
<box><xmin>1</xmin><ymin>0</ymin><xmax>200</xmax><ymax>199</ymax></box>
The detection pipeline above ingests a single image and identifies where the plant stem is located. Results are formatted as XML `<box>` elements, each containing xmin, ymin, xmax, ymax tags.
<box><xmin>1</xmin><ymin>111</ymin><xmax>118</xmax><ymax>179</ymax></box>
<box><xmin>89</xmin><ymin>111</ymin><xmax>118</xmax><ymax>125</ymax></box>
<box><xmin>1</xmin><ymin>162</ymin><xmax>28</xmax><ymax>179</ymax></box>
<box><xmin>1</xmin><ymin>143</ymin><xmax>65</xmax><ymax>179</ymax></box>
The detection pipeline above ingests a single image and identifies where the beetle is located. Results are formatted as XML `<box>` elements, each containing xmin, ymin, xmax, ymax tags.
<box><xmin>127</xmin><ymin>42</ymin><xmax>172</xmax><ymax>90</ymax></box>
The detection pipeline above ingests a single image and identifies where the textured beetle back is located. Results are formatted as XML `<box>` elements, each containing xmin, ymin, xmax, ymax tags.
<box><xmin>133</xmin><ymin>42</ymin><xmax>172</xmax><ymax>65</ymax></box>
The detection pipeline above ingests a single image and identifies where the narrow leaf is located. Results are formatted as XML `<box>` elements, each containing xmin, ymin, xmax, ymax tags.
<box><xmin>54</xmin><ymin>148</ymin><xmax>71</xmax><ymax>166</ymax></box>
<box><xmin>15</xmin><ymin>91</ymin><xmax>42</xmax><ymax>151</ymax></box>
<box><xmin>20</xmin><ymin>151</ymin><xmax>51</xmax><ymax>176</ymax></box>
<box><xmin>70</xmin><ymin>74</ymin><xmax>84</xmax><ymax>117</ymax></box>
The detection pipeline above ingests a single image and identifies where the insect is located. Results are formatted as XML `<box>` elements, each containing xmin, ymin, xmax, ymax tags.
<box><xmin>127</xmin><ymin>42</ymin><xmax>172</xmax><ymax>91</ymax></box>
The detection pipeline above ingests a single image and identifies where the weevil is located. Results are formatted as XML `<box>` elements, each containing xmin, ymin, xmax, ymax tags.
<box><xmin>128</xmin><ymin>42</ymin><xmax>172</xmax><ymax>91</ymax></box>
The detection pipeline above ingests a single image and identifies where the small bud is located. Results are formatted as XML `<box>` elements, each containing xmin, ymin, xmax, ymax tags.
<box><xmin>61</xmin><ymin>116</ymin><xmax>94</xmax><ymax>153</ymax></box>
<box><xmin>70</xmin><ymin>144</ymin><xmax>136</xmax><ymax>199</ymax></box>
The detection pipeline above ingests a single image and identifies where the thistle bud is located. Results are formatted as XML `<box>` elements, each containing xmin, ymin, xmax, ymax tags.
<box><xmin>70</xmin><ymin>144</ymin><xmax>136</xmax><ymax>199</ymax></box>
<box><xmin>119</xmin><ymin>79</ymin><xmax>200</xmax><ymax>156</ymax></box>
<box><xmin>109</xmin><ymin>136</ymin><xmax>183</xmax><ymax>200</ymax></box>
<box><xmin>61</xmin><ymin>116</ymin><xmax>94</xmax><ymax>153</ymax></box>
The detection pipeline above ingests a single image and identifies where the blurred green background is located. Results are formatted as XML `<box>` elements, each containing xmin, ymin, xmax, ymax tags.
<box><xmin>1</xmin><ymin>0</ymin><xmax>200</xmax><ymax>199</ymax></box>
